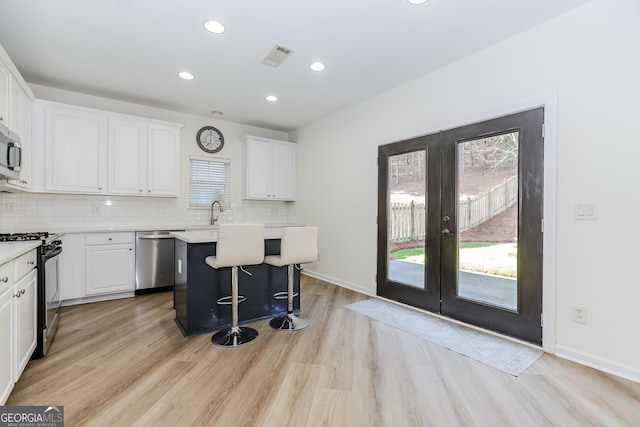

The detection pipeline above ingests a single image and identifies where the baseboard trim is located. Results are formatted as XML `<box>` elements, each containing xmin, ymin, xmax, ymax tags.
<box><xmin>61</xmin><ymin>291</ymin><xmax>135</xmax><ymax>307</ymax></box>
<box><xmin>555</xmin><ymin>345</ymin><xmax>640</xmax><ymax>384</ymax></box>
<box><xmin>302</xmin><ymin>270</ymin><xmax>372</xmax><ymax>296</ymax></box>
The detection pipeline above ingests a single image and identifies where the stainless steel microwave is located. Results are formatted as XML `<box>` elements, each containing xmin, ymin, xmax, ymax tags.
<box><xmin>0</xmin><ymin>120</ymin><xmax>21</xmax><ymax>179</ymax></box>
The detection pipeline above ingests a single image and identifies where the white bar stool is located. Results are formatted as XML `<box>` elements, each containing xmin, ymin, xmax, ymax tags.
<box><xmin>205</xmin><ymin>223</ymin><xmax>265</xmax><ymax>347</ymax></box>
<box><xmin>264</xmin><ymin>226</ymin><xmax>318</xmax><ymax>330</ymax></box>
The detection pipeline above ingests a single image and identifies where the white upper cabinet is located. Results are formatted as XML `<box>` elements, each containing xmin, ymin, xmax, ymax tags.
<box><xmin>0</xmin><ymin>45</ymin><xmax>38</xmax><ymax>192</ymax></box>
<box><xmin>39</xmin><ymin>100</ymin><xmax>181</xmax><ymax>197</ymax></box>
<box><xmin>108</xmin><ymin>119</ymin><xmax>180</xmax><ymax>197</ymax></box>
<box><xmin>108</xmin><ymin>118</ymin><xmax>147</xmax><ymax>195</ymax></box>
<box><xmin>45</xmin><ymin>104</ymin><xmax>108</xmax><ymax>194</ymax></box>
<box><xmin>146</xmin><ymin>124</ymin><xmax>180</xmax><ymax>196</ymax></box>
<box><xmin>0</xmin><ymin>61</ymin><xmax>8</xmax><ymax>127</ymax></box>
<box><xmin>8</xmin><ymin>75</ymin><xmax>22</xmax><ymax>134</ymax></box>
<box><xmin>242</xmin><ymin>135</ymin><xmax>295</xmax><ymax>201</ymax></box>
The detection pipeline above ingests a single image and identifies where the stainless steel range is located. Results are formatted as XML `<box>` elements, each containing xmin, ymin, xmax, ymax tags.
<box><xmin>0</xmin><ymin>232</ymin><xmax>63</xmax><ymax>357</ymax></box>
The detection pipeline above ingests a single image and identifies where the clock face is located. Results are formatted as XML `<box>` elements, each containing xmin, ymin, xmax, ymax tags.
<box><xmin>197</xmin><ymin>126</ymin><xmax>224</xmax><ymax>153</ymax></box>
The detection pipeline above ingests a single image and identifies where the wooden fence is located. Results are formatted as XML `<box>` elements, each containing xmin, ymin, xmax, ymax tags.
<box><xmin>389</xmin><ymin>175</ymin><xmax>517</xmax><ymax>242</ymax></box>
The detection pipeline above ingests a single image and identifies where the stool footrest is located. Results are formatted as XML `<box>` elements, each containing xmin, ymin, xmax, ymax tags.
<box><xmin>273</xmin><ymin>291</ymin><xmax>299</xmax><ymax>300</ymax></box>
<box><xmin>216</xmin><ymin>295</ymin><xmax>247</xmax><ymax>305</ymax></box>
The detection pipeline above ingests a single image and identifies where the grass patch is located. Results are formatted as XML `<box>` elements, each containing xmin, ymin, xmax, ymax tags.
<box><xmin>391</xmin><ymin>242</ymin><xmax>497</xmax><ymax>259</ymax></box>
<box><xmin>389</xmin><ymin>247</ymin><xmax>425</xmax><ymax>260</ymax></box>
<box><xmin>459</xmin><ymin>242</ymin><xmax>496</xmax><ymax>249</ymax></box>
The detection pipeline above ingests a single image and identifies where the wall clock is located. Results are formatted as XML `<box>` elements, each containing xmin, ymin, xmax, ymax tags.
<box><xmin>196</xmin><ymin>126</ymin><xmax>224</xmax><ymax>153</ymax></box>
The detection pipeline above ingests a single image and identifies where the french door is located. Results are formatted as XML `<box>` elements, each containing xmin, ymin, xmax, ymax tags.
<box><xmin>377</xmin><ymin>108</ymin><xmax>544</xmax><ymax>344</ymax></box>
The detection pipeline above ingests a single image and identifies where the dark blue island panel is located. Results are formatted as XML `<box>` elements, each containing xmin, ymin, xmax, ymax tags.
<box><xmin>174</xmin><ymin>239</ymin><xmax>300</xmax><ymax>337</ymax></box>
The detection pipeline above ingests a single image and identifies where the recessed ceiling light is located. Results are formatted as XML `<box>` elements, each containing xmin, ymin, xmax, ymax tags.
<box><xmin>178</xmin><ymin>71</ymin><xmax>195</xmax><ymax>80</ymax></box>
<box><xmin>408</xmin><ymin>0</ymin><xmax>428</xmax><ymax>4</ymax></box>
<box><xmin>309</xmin><ymin>62</ymin><xmax>326</xmax><ymax>72</ymax></box>
<box><xmin>265</xmin><ymin>95</ymin><xmax>278</xmax><ymax>102</ymax></box>
<box><xmin>204</xmin><ymin>20</ymin><xmax>226</xmax><ymax>34</ymax></box>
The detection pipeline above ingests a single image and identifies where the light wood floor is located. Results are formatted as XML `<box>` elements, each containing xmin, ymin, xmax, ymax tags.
<box><xmin>8</xmin><ymin>276</ymin><xmax>640</xmax><ymax>426</ymax></box>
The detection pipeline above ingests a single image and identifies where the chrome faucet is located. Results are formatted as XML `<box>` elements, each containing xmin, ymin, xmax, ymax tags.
<box><xmin>210</xmin><ymin>200</ymin><xmax>223</xmax><ymax>225</ymax></box>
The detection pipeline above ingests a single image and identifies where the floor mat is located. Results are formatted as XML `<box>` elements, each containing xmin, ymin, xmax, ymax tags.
<box><xmin>346</xmin><ymin>298</ymin><xmax>543</xmax><ymax>376</ymax></box>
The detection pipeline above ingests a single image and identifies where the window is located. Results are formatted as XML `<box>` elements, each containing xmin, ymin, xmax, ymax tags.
<box><xmin>189</xmin><ymin>155</ymin><xmax>230</xmax><ymax>208</ymax></box>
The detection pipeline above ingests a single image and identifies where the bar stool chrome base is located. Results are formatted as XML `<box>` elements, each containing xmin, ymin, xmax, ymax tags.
<box><xmin>211</xmin><ymin>326</ymin><xmax>258</xmax><ymax>347</ymax></box>
<box><xmin>270</xmin><ymin>313</ymin><xmax>310</xmax><ymax>330</ymax></box>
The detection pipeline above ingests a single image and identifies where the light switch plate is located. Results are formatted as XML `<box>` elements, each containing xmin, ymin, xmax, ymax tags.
<box><xmin>574</xmin><ymin>203</ymin><xmax>598</xmax><ymax>220</ymax></box>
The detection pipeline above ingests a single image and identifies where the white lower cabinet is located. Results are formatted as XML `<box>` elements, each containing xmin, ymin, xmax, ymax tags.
<box><xmin>0</xmin><ymin>284</ymin><xmax>14</xmax><ymax>405</ymax></box>
<box><xmin>14</xmin><ymin>269</ymin><xmax>37</xmax><ymax>380</ymax></box>
<box><xmin>85</xmin><ymin>243</ymin><xmax>134</xmax><ymax>295</ymax></box>
<box><xmin>60</xmin><ymin>233</ymin><xmax>135</xmax><ymax>304</ymax></box>
<box><xmin>0</xmin><ymin>248</ymin><xmax>37</xmax><ymax>405</ymax></box>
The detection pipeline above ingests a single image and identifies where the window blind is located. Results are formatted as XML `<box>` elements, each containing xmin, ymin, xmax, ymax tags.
<box><xmin>189</xmin><ymin>155</ymin><xmax>230</xmax><ymax>208</ymax></box>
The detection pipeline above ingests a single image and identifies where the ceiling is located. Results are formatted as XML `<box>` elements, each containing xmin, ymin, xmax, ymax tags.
<box><xmin>0</xmin><ymin>0</ymin><xmax>592</xmax><ymax>132</ymax></box>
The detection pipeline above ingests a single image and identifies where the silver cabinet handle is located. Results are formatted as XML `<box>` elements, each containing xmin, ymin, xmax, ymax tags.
<box><xmin>14</xmin><ymin>292</ymin><xmax>21</xmax><ymax>298</ymax></box>
<box><xmin>1</xmin><ymin>276</ymin><xmax>8</xmax><ymax>282</ymax></box>
<box><xmin>28</xmin><ymin>260</ymin><xmax>35</xmax><ymax>265</ymax></box>
<box><xmin>20</xmin><ymin>289</ymin><xmax>25</xmax><ymax>295</ymax></box>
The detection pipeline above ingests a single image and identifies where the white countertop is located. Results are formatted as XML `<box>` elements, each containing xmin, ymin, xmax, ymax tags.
<box><xmin>171</xmin><ymin>226</ymin><xmax>290</xmax><ymax>243</ymax></box>
<box><xmin>0</xmin><ymin>241</ymin><xmax>41</xmax><ymax>265</ymax></box>
<box><xmin>36</xmin><ymin>223</ymin><xmax>300</xmax><ymax>235</ymax></box>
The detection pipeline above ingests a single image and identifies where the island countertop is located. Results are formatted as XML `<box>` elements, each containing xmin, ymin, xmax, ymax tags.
<box><xmin>170</xmin><ymin>224</ymin><xmax>300</xmax><ymax>244</ymax></box>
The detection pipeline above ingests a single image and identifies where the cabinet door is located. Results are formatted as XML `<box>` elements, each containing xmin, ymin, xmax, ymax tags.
<box><xmin>245</xmin><ymin>138</ymin><xmax>271</xmax><ymax>199</ymax></box>
<box><xmin>147</xmin><ymin>124</ymin><xmax>180</xmax><ymax>196</ymax></box>
<box><xmin>14</xmin><ymin>270</ymin><xmax>37</xmax><ymax>380</ymax></box>
<box><xmin>0</xmin><ymin>287</ymin><xmax>14</xmax><ymax>405</ymax></box>
<box><xmin>8</xmin><ymin>75</ymin><xmax>22</xmax><ymax>135</ymax></box>
<box><xmin>0</xmin><ymin>61</ymin><xmax>8</xmax><ymax>126</ymax></box>
<box><xmin>85</xmin><ymin>244</ymin><xmax>134</xmax><ymax>295</ymax></box>
<box><xmin>108</xmin><ymin>118</ymin><xmax>147</xmax><ymax>195</ymax></box>
<box><xmin>270</xmin><ymin>142</ymin><xmax>295</xmax><ymax>200</ymax></box>
<box><xmin>45</xmin><ymin>106</ymin><xmax>107</xmax><ymax>193</ymax></box>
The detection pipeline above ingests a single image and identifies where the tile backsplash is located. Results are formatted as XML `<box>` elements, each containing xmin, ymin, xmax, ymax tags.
<box><xmin>0</xmin><ymin>192</ymin><xmax>289</xmax><ymax>232</ymax></box>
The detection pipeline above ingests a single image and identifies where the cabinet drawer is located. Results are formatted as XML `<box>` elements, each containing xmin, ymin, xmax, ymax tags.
<box><xmin>0</xmin><ymin>260</ymin><xmax>14</xmax><ymax>294</ymax></box>
<box><xmin>15</xmin><ymin>249</ymin><xmax>37</xmax><ymax>280</ymax></box>
<box><xmin>85</xmin><ymin>232</ymin><xmax>134</xmax><ymax>245</ymax></box>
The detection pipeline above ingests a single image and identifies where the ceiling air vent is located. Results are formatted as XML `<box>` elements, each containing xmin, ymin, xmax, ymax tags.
<box><xmin>261</xmin><ymin>45</ymin><xmax>294</xmax><ymax>68</ymax></box>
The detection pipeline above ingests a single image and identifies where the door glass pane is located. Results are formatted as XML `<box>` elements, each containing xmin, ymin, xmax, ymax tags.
<box><xmin>456</xmin><ymin>132</ymin><xmax>518</xmax><ymax>311</ymax></box>
<box><xmin>387</xmin><ymin>150</ymin><xmax>426</xmax><ymax>289</ymax></box>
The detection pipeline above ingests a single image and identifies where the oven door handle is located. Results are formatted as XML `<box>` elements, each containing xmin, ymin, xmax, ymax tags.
<box><xmin>43</xmin><ymin>246</ymin><xmax>63</xmax><ymax>261</ymax></box>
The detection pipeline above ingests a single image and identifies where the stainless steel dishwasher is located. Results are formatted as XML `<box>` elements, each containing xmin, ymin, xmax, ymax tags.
<box><xmin>135</xmin><ymin>230</ymin><xmax>183</xmax><ymax>294</ymax></box>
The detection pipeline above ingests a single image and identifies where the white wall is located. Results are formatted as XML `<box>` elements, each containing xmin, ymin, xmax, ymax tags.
<box><xmin>0</xmin><ymin>84</ymin><xmax>291</xmax><ymax>231</ymax></box>
<box><xmin>289</xmin><ymin>0</ymin><xmax>640</xmax><ymax>381</ymax></box>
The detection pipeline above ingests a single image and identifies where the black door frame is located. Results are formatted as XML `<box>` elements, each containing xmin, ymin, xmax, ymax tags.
<box><xmin>377</xmin><ymin>108</ymin><xmax>545</xmax><ymax>344</ymax></box>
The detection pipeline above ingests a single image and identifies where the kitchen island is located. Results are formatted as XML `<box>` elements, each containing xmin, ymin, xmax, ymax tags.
<box><xmin>170</xmin><ymin>228</ymin><xmax>300</xmax><ymax>337</ymax></box>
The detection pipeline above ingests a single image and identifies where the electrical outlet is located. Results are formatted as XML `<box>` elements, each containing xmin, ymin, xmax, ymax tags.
<box><xmin>572</xmin><ymin>306</ymin><xmax>588</xmax><ymax>324</ymax></box>
<box><xmin>93</xmin><ymin>205</ymin><xmax>101</xmax><ymax>214</ymax></box>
